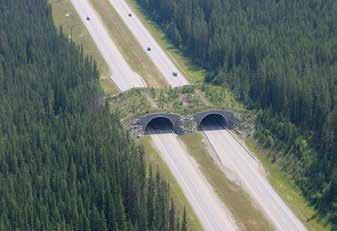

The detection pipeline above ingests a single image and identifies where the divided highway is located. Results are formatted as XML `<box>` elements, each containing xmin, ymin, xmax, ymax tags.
<box><xmin>148</xmin><ymin>127</ymin><xmax>238</xmax><ymax>231</ymax></box>
<box><xmin>71</xmin><ymin>0</ymin><xmax>306</xmax><ymax>230</ymax></box>
<box><xmin>202</xmin><ymin>124</ymin><xmax>307</xmax><ymax>231</ymax></box>
<box><xmin>106</xmin><ymin>0</ymin><xmax>189</xmax><ymax>88</ymax></box>
<box><xmin>70</xmin><ymin>1</ymin><xmax>236</xmax><ymax>230</ymax></box>
<box><xmin>70</xmin><ymin>0</ymin><xmax>146</xmax><ymax>91</ymax></box>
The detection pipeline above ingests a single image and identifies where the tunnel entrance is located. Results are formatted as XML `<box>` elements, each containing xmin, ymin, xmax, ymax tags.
<box><xmin>145</xmin><ymin>117</ymin><xmax>175</xmax><ymax>134</ymax></box>
<box><xmin>199</xmin><ymin>114</ymin><xmax>227</xmax><ymax>131</ymax></box>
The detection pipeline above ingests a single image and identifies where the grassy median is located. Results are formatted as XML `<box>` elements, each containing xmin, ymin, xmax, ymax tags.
<box><xmin>90</xmin><ymin>0</ymin><xmax>167</xmax><ymax>88</ymax></box>
<box><xmin>126</xmin><ymin>0</ymin><xmax>206</xmax><ymax>85</ymax></box>
<box><xmin>180</xmin><ymin>133</ymin><xmax>273</xmax><ymax>231</ymax></box>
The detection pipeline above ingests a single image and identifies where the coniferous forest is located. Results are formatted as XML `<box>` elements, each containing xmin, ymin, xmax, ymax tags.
<box><xmin>0</xmin><ymin>0</ymin><xmax>184</xmax><ymax>230</ymax></box>
<box><xmin>136</xmin><ymin>0</ymin><xmax>337</xmax><ymax>225</ymax></box>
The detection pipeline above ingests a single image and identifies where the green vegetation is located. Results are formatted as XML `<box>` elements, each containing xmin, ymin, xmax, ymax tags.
<box><xmin>108</xmin><ymin>89</ymin><xmax>153</xmax><ymax>119</ymax></box>
<box><xmin>90</xmin><ymin>0</ymin><xmax>167</xmax><ymax>88</ymax></box>
<box><xmin>142</xmin><ymin>137</ymin><xmax>203</xmax><ymax>231</ymax></box>
<box><xmin>135</xmin><ymin>0</ymin><xmax>337</xmax><ymax>227</ymax></box>
<box><xmin>201</xmin><ymin>84</ymin><xmax>243</xmax><ymax>109</ymax></box>
<box><xmin>148</xmin><ymin>86</ymin><xmax>206</xmax><ymax>114</ymax></box>
<box><xmin>0</xmin><ymin>0</ymin><xmax>184</xmax><ymax>230</ymax></box>
<box><xmin>49</xmin><ymin>0</ymin><xmax>117</xmax><ymax>95</ymax></box>
<box><xmin>107</xmin><ymin>86</ymin><xmax>215</xmax><ymax>124</ymax></box>
<box><xmin>180</xmin><ymin>134</ymin><xmax>273</xmax><ymax>231</ymax></box>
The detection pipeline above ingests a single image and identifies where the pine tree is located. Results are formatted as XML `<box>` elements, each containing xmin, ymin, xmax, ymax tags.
<box><xmin>169</xmin><ymin>199</ymin><xmax>176</xmax><ymax>231</ymax></box>
<box><xmin>181</xmin><ymin>208</ymin><xmax>187</xmax><ymax>231</ymax></box>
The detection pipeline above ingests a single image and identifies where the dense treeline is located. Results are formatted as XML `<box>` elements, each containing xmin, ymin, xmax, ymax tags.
<box><xmin>137</xmin><ymin>0</ymin><xmax>337</xmax><ymax>225</ymax></box>
<box><xmin>0</xmin><ymin>0</ymin><xmax>185</xmax><ymax>230</ymax></box>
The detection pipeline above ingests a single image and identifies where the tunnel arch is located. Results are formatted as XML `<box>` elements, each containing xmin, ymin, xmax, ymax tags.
<box><xmin>136</xmin><ymin>113</ymin><xmax>184</xmax><ymax>134</ymax></box>
<box><xmin>200</xmin><ymin>113</ymin><xmax>227</xmax><ymax>128</ymax></box>
<box><xmin>194</xmin><ymin>110</ymin><xmax>235</xmax><ymax>130</ymax></box>
<box><xmin>145</xmin><ymin>116</ymin><xmax>175</xmax><ymax>133</ymax></box>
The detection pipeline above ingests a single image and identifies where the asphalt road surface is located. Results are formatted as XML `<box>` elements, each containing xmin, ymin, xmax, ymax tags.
<box><xmin>107</xmin><ymin>0</ymin><xmax>189</xmax><ymax>88</ymax></box>
<box><xmin>147</xmin><ymin>126</ymin><xmax>238</xmax><ymax>231</ymax></box>
<box><xmin>70</xmin><ymin>0</ymin><xmax>146</xmax><ymax>91</ymax></box>
<box><xmin>202</xmin><ymin>124</ymin><xmax>307</xmax><ymax>231</ymax></box>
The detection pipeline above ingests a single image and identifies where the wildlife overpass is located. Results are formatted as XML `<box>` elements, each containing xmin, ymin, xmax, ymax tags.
<box><xmin>134</xmin><ymin>109</ymin><xmax>235</xmax><ymax>134</ymax></box>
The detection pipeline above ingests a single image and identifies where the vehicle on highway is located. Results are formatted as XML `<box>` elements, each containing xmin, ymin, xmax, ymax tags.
<box><xmin>86</xmin><ymin>16</ymin><xmax>90</xmax><ymax>21</ymax></box>
<box><xmin>128</xmin><ymin>13</ymin><xmax>132</xmax><ymax>17</ymax></box>
<box><xmin>172</xmin><ymin>72</ymin><xmax>178</xmax><ymax>77</ymax></box>
<box><xmin>147</xmin><ymin>47</ymin><xmax>151</xmax><ymax>51</ymax></box>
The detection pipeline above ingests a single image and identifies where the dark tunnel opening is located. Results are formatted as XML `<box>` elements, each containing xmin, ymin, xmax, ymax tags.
<box><xmin>145</xmin><ymin>117</ymin><xmax>174</xmax><ymax>134</ymax></box>
<box><xmin>199</xmin><ymin>114</ymin><xmax>227</xmax><ymax>131</ymax></box>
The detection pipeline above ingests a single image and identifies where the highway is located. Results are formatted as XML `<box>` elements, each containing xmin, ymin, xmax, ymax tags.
<box><xmin>202</xmin><ymin>123</ymin><xmax>307</xmax><ymax>231</ymax></box>
<box><xmin>107</xmin><ymin>0</ymin><xmax>189</xmax><ymax>88</ymax></box>
<box><xmin>147</xmin><ymin>126</ymin><xmax>238</xmax><ymax>231</ymax></box>
<box><xmin>70</xmin><ymin>0</ymin><xmax>146</xmax><ymax>91</ymax></box>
